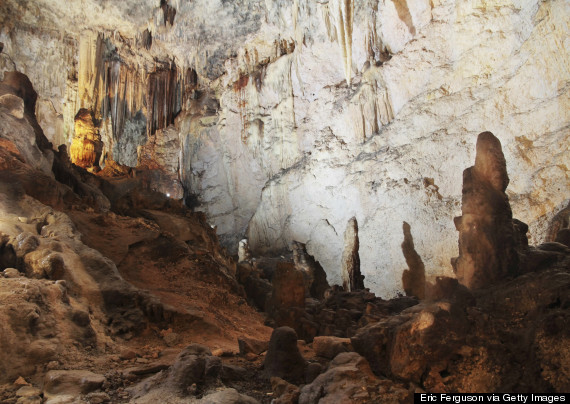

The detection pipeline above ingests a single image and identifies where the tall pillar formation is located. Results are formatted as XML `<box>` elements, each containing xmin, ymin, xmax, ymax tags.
<box><xmin>452</xmin><ymin>131</ymin><xmax>528</xmax><ymax>289</ymax></box>
<box><xmin>69</xmin><ymin>108</ymin><xmax>102</xmax><ymax>169</ymax></box>
<box><xmin>341</xmin><ymin>217</ymin><xmax>365</xmax><ymax>291</ymax></box>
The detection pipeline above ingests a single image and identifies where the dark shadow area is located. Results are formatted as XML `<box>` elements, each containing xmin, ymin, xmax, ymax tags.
<box><xmin>401</xmin><ymin>221</ymin><xmax>426</xmax><ymax>299</ymax></box>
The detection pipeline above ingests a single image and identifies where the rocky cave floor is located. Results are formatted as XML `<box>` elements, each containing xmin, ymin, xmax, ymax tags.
<box><xmin>0</xmin><ymin>74</ymin><xmax>569</xmax><ymax>404</ymax></box>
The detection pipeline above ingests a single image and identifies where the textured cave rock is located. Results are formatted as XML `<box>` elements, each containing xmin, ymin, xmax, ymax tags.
<box><xmin>267</xmin><ymin>262</ymin><xmax>306</xmax><ymax>333</ymax></box>
<box><xmin>298</xmin><ymin>352</ymin><xmax>411</xmax><ymax>404</ymax></box>
<box><xmin>292</xmin><ymin>240</ymin><xmax>330</xmax><ymax>300</ymax></box>
<box><xmin>0</xmin><ymin>71</ymin><xmax>53</xmax><ymax>161</ymax></box>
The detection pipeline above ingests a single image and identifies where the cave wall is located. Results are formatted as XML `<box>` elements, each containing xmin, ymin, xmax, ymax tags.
<box><xmin>1</xmin><ymin>0</ymin><xmax>568</xmax><ymax>297</ymax></box>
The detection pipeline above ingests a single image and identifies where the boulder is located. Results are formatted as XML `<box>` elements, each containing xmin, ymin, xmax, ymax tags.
<box><xmin>85</xmin><ymin>392</ymin><xmax>111</xmax><ymax>403</ymax></box>
<box><xmin>312</xmin><ymin>336</ymin><xmax>353</xmax><ymax>359</ymax></box>
<box><xmin>238</xmin><ymin>336</ymin><xmax>268</xmax><ymax>355</ymax></box>
<box><xmin>16</xmin><ymin>396</ymin><xmax>43</xmax><ymax>404</ymax></box>
<box><xmin>16</xmin><ymin>386</ymin><xmax>42</xmax><ymax>397</ymax></box>
<box><xmin>44</xmin><ymin>370</ymin><xmax>105</xmax><ymax>396</ymax></box>
<box><xmin>3</xmin><ymin>267</ymin><xmax>22</xmax><ymax>278</ymax></box>
<box><xmin>204</xmin><ymin>356</ymin><xmax>222</xmax><ymax>379</ymax></box>
<box><xmin>168</xmin><ymin>343</ymin><xmax>212</xmax><ymax>394</ymax></box>
<box><xmin>299</xmin><ymin>352</ymin><xmax>411</xmax><ymax>404</ymax></box>
<box><xmin>198</xmin><ymin>388</ymin><xmax>259</xmax><ymax>404</ymax></box>
<box><xmin>271</xmin><ymin>377</ymin><xmax>300</xmax><ymax>404</ymax></box>
<box><xmin>0</xmin><ymin>93</ymin><xmax>24</xmax><ymax>119</ymax></box>
<box><xmin>351</xmin><ymin>302</ymin><xmax>469</xmax><ymax>383</ymax></box>
<box><xmin>220</xmin><ymin>364</ymin><xmax>248</xmax><ymax>382</ymax></box>
<box><xmin>304</xmin><ymin>362</ymin><xmax>323</xmax><ymax>384</ymax></box>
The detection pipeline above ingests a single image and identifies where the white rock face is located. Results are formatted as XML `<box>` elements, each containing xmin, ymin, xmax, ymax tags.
<box><xmin>1</xmin><ymin>0</ymin><xmax>568</xmax><ymax>297</ymax></box>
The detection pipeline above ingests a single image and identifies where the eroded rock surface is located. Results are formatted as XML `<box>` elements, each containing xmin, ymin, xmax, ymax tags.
<box><xmin>299</xmin><ymin>352</ymin><xmax>411</xmax><ymax>404</ymax></box>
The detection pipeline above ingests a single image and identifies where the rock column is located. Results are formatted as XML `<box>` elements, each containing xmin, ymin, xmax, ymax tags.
<box><xmin>452</xmin><ymin>131</ymin><xmax>525</xmax><ymax>289</ymax></box>
<box><xmin>69</xmin><ymin>108</ymin><xmax>102</xmax><ymax>169</ymax></box>
<box><xmin>341</xmin><ymin>217</ymin><xmax>364</xmax><ymax>291</ymax></box>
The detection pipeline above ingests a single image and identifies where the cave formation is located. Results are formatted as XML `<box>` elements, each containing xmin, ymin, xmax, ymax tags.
<box><xmin>0</xmin><ymin>0</ymin><xmax>569</xmax><ymax>402</ymax></box>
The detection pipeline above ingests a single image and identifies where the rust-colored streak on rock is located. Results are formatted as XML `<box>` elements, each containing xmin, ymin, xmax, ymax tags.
<box><xmin>233</xmin><ymin>74</ymin><xmax>250</xmax><ymax>144</ymax></box>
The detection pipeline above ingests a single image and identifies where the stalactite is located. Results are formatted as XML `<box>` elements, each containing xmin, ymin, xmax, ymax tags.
<box><xmin>160</xmin><ymin>0</ymin><xmax>177</xmax><ymax>26</ymax></box>
<box><xmin>180</xmin><ymin>67</ymin><xmax>198</xmax><ymax>111</ymax></box>
<box><xmin>330</xmin><ymin>0</ymin><xmax>354</xmax><ymax>85</ymax></box>
<box><xmin>99</xmin><ymin>61</ymin><xmax>146</xmax><ymax>145</ymax></box>
<box><xmin>78</xmin><ymin>31</ymin><xmax>105</xmax><ymax>111</ymax></box>
<box><xmin>140</xmin><ymin>29</ymin><xmax>152</xmax><ymax>50</ymax></box>
<box><xmin>77</xmin><ymin>32</ymin><xmax>185</xmax><ymax>164</ymax></box>
<box><xmin>147</xmin><ymin>63</ymin><xmax>178</xmax><ymax>137</ymax></box>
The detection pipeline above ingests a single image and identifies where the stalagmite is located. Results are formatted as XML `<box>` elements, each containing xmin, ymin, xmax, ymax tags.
<box><xmin>451</xmin><ymin>132</ymin><xmax>527</xmax><ymax>289</ymax></box>
<box><xmin>69</xmin><ymin>108</ymin><xmax>102</xmax><ymax>168</ymax></box>
<box><xmin>341</xmin><ymin>217</ymin><xmax>364</xmax><ymax>291</ymax></box>
<box><xmin>238</xmin><ymin>239</ymin><xmax>252</xmax><ymax>263</ymax></box>
<box><xmin>292</xmin><ymin>241</ymin><xmax>330</xmax><ymax>300</ymax></box>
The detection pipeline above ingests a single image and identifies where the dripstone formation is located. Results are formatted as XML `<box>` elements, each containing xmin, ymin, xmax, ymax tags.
<box><xmin>452</xmin><ymin>131</ymin><xmax>527</xmax><ymax>289</ymax></box>
<box><xmin>341</xmin><ymin>217</ymin><xmax>364</xmax><ymax>292</ymax></box>
<box><xmin>70</xmin><ymin>108</ymin><xmax>102</xmax><ymax>169</ymax></box>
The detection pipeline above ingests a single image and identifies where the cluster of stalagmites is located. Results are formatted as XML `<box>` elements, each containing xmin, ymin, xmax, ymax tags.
<box><xmin>1</xmin><ymin>72</ymin><xmax>569</xmax><ymax>402</ymax></box>
<box><xmin>228</xmin><ymin>131</ymin><xmax>570</xmax><ymax>398</ymax></box>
